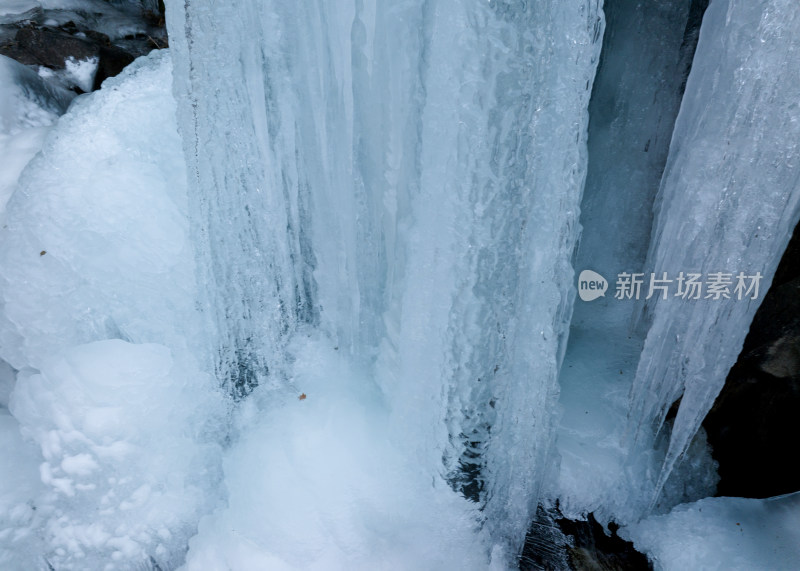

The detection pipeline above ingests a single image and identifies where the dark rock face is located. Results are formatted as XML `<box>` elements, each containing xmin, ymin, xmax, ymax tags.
<box><xmin>1</xmin><ymin>27</ymin><xmax>134</xmax><ymax>91</ymax></box>
<box><xmin>519</xmin><ymin>506</ymin><xmax>651</xmax><ymax>571</ymax></box>
<box><xmin>703</xmin><ymin>222</ymin><xmax>800</xmax><ymax>498</ymax></box>
<box><xmin>93</xmin><ymin>43</ymin><xmax>136</xmax><ymax>91</ymax></box>
<box><xmin>0</xmin><ymin>3</ymin><xmax>166</xmax><ymax>93</ymax></box>
<box><xmin>7</xmin><ymin>27</ymin><xmax>99</xmax><ymax>68</ymax></box>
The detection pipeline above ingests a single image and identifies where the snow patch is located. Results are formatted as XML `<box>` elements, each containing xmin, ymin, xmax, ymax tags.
<box><xmin>64</xmin><ymin>56</ymin><xmax>98</xmax><ymax>93</ymax></box>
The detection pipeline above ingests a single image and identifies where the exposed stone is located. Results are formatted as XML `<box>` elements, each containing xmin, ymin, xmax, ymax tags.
<box><xmin>703</xmin><ymin>223</ymin><xmax>800</xmax><ymax>498</ymax></box>
<box><xmin>0</xmin><ymin>4</ymin><xmax>165</xmax><ymax>93</ymax></box>
<box><xmin>0</xmin><ymin>26</ymin><xmax>135</xmax><ymax>92</ymax></box>
<box><xmin>2</xmin><ymin>27</ymin><xmax>98</xmax><ymax>69</ymax></box>
<box><xmin>93</xmin><ymin>43</ymin><xmax>135</xmax><ymax>91</ymax></box>
<box><xmin>520</xmin><ymin>506</ymin><xmax>652</xmax><ymax>571</ymax></box>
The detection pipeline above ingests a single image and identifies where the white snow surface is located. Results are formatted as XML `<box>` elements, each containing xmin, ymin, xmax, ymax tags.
<box><xmin>9</xmin><ymin>340</ymin><xmax>223</xmax><ymax>570</ymax></box>
<box><xmin>63</xmin><ymin>56</ymin><xmax>99</xmax><ymax>93</ymax></box>
<box><xmin>0</xmin><ymin>51</ymin><xmax>226</xmax><ymax>570</ymax></box>
<box><xmin>0</xmin><ymin>50</ymin><xmax>196</xmax><ymax>371</ymax></box>
<box><xmin>180</xmin><ymin>334</ymin><xmax>491</xmax><ymax>571</ymax></box>
<box><xmin>623</xmin><ymin>493</ymin><xmax>800</xmax><ymax>571</ymax></box>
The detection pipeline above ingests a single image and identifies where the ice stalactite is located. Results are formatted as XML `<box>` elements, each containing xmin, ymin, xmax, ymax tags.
<box><xmin>628</xmin><ymin>0</ymin><xmax>800</xmax><ymax>504</ymax></box>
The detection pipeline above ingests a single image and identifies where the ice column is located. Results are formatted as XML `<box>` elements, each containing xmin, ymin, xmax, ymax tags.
<box><xmin>166</xmin><ymin>0</ymin><xmax>605</xmax><ymax>556</ymax></box>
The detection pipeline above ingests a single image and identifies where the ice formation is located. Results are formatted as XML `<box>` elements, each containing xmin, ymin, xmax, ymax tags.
<box><xmin>0</xmin><ymin>54</ymin><xmax>74</xmax><ymax>211</ymax></box>
<box><xmin>628</xmin><ymin>0</ymin><xmax>800</xmax><ymax>500</ymax></box>
<box><xmin>166</xmin><ymin>0</ymin><xmax>604</xmax><ymax>559</ymax></box>
<box><xmin>549</xmin><ymin>0</ymin><xmax>706</xmax><ymax>523</ymax></box>
<box><xmin>0</xmin><ymin>0</ymin><xmax>799</xmax><ymax>569</ymax></box>
<box><xmin>623</xmin><ymin>492</ymin><xmax>800</xmax><ymax>570</ymax></box>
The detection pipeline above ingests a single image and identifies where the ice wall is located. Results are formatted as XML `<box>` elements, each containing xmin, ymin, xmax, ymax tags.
<box><xmin>166</xmin><ymin>0</ymin><xmax>604</xmax><ymax>558</ymax></box>
<box><xmin>165</xmin><ymin>1</ymin><xmax>330</xmax><ymax>397</ymax></box>
<box><xmin>569</xmin><ymin>0</ymin><xmax>696</xmax><ymax>332</ymax></box>
<box><xmin>629</xmin><ymin>0</ymin><xmax>800</xmax><ymax>501</ymax></box>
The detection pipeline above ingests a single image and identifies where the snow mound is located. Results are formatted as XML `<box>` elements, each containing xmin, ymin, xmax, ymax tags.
<box><xmin>0</xmin><ymin>50</ymin><xmax>225</xmax><ymax>569</ymax></box>
<box><xmin>0</xmin><ymin>49</ymin><xmax>197</xmax><ymax>372</ymax></box>
<box><xmin>9</xmin><ymin>340</ymin><xmax>223</xmax><ymax>570</ymax></box>
<box><xmin>181</xmin><ymin>335</ymin><xmax>491</xmax><ymax>571</ymax></box>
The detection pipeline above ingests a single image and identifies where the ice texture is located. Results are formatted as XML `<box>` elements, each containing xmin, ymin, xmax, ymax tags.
<box><xmin>628</xmin><ymin>0</ymin><xmax>800</xmax><ymax>500</ymax></box>
<box><xmin>623</xmin><ymin>493</ymin><xmax>800</xmax><ymax>571</ymax></box>
<box><xmin>9</xmin><ymin>340</ymin><xmax>223</xmax><ymax>570</ymax></box>
<box><xmin>0</xmin><ymin>1</ymin><xmax>38</xmax><ymax>17</ymax></box>
<box><xmin>3</xmin><ymin>0</ymin><xmax>797</xmax><ymax>567</ymax></box>
<box><xmin>180</xmin><ymin>335</ymin><xmax>491</xmax><ymax>571</ymax></box>
<box><xmin>166</xmin><ymin>0</ymin><xmax>604</xmax><ymax>558</ymax></box>
<box><xmin>63</xmin><ymin>56</ymin><xmax>98</xmax><ymax>93</ymax></box>
<box><xmin>0</xmin><ymin>408</ymin><xmax>46</xmax><ymax>570</ymax></box>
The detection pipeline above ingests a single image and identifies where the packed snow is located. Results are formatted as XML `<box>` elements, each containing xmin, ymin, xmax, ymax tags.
<box><xmin>180</xmin><ymin>335</ymin><xmax>491</xmax><ymax>571</ymax></box>
<box><xmin>9</xmin><ymin>340</ymin><xmax>224</xmax><ymax>570</ymax></box>
<box><xmin>0</xmin><ymin>51</ymin><xmax>226</xmax><ymax>570</ymax></box>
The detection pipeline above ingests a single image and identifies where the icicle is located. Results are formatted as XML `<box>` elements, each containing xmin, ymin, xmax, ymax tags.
<box><xmin>628</xmin><ymin>0</ymin><xmax>800</xmax><ymax>505</ymax></box>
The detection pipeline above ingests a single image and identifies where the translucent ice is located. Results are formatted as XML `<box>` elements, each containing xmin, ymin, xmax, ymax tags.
<box><xmin>166</xmin><ymin>0</ymin><xmax>605</xmax><ymax>557</ymax></box>
<box><xmin>549</xmin><ymin>0</ymin><xmax>720</xmax><ymax>524</ymax></box>
<box><xmin>628</xmin><ymin>0</ymin><xmax>800</xmax><ymax>500</ymax></box>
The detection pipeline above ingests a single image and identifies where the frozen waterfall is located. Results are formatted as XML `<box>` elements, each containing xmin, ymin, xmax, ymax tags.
<box><xmin>166</xmin><ymin>0</ymin><xmax>604</xmax><ymax>558</ymax></box>
<box><xmin>0</xmin><ymin>0</ymin><xmax>799</xmax><ymax>568</ymax></box>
